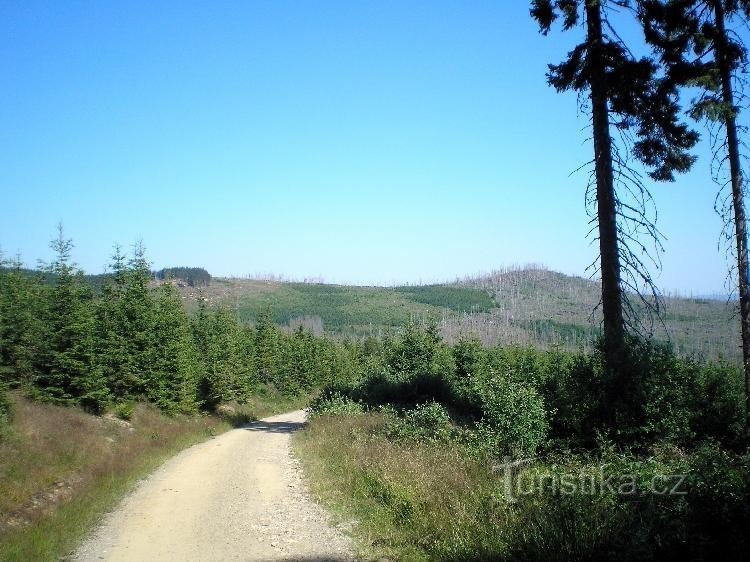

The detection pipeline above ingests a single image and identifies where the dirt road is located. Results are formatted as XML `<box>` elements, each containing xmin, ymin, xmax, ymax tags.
<box><xmin>74</xmin><ymin>410</ymin><xmax>354</xmax><ymax>561</ymax></box>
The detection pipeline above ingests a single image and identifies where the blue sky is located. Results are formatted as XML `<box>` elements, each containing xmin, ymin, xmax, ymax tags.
<box><xmin>0</xmin><ymin>1</ymin><xmax>744</xmax><ymax>294</ymax></box>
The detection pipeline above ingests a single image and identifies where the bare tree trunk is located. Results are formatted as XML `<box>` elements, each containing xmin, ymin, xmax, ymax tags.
<box><xmin>586</xmin><ymin>1</ymin><xmax>626</xmax><ymax>387</ymax></box>
<box><xmin>714</xmin><ymin>0</ymin><xmax>750</xmax><ymax>429</ymax></box>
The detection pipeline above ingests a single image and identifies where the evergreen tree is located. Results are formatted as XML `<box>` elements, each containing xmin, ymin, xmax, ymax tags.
<box><xmin>254</xmin><ymin>311</ymin><xmax>279</xmax><ymax>385</ymax></box>
<box><xmin>34</xmin><ymin>225</ymin><xmax>108</xmax><ymax>411</ymax></box>
<box><xmin>121</xmin><ymin>241</ymin><xmax>155</xmax><ymax>397</ymax></box>
<box><xmin>149</xmin><ymin>282</ymin><xmax>200</xmax><ymax>413</ymax></box>
<box><xmin>0</xmin><ymin>253</ymin><xmax>39</xmax><ymax>387</ymax></box>
<box><xmin>208</xmin><ymin>307</ymin><xmax>247</xmax><ymax>403</ymax></box>
<box><xmin>530</xmin><ymin>0</ymin><xmax>699</xmax><ymax>417</ymax></box>
<box><xmin>95</xmin><ymin>245</ymin><xmax>134</xmax><ymax>399</ymax></box>
<box><xmin>638</xmin><ymin>0</ymin><xmax>750</xmax><ymax>427</ymax></box>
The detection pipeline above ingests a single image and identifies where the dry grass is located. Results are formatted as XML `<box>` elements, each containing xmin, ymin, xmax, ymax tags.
<box><xmin>0</xmin><ymin>393</ymin><xmax>229</xmax><ymax>560</ymax></box>
<box><xmin>293</xmin><ymin>412</ymin><xmax>510</xmax><ymax>561</ymax></box>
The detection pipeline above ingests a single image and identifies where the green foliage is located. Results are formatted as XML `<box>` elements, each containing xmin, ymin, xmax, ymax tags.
<box><xmin>0</xmin><ymin>232</ymin><xmax>348</xmax><ymax>418</ymax></box>
<box><xmin>254</xmin><ymin>311</ymin><xmax>279</xmax><ymax>385</ymax></box>
<box><xmin>0</xmin><ymin>255</ymin><xmax>40</xmax><ymax>388</ymax></box>
<box><xmin>148</xmin><ymin>283</ymin><xmax>201</xmax><ymax>413</ymax></box>
<box><xmin>392</xmin><ymin>285</ymin><xmax>495</xmax><ymax>312</ymax></box>
<box><xmin>386</xmin><ymin>402</ymin><xmax>454</xmax><ymax>443</ymax></box>
<box><xmin>113</xmin><ymin>401</ymin><xmax>135</xmax><ymax>421</ymax></box>
<box><xmin>470</xmin><ymin>376</ymin><xmax>549</xmax><ymax>458</ymax></box>
<box><xmin>233</xmin><ymin>281</ymin><xmax>496</xmax><ymax>336</ymax></box>
<box><xmin>31</xmin><ymin>227</ymin><xmax>108</xmax><ymax>413</ymax></box>
<box><xmin>155</xmin><ymin>267</ymin><xmax>211</xmax><ymax>287</ymax></box>
<box><xmin>308</xmin><ymin>390</ymin><xmax>364</xmax><ymax>417</ymax></box>
<box><xmin>0</xmin><ymin>385</ymin><xmax>11</xmax><ymax>434</ymax></box>
<box><xmin>300</xmin><ymin>411</ymin><xmax>750</xmax><ymax>562</ymax></box>
<box><xmin>602</xmin><ymin>337</ymin><xmax>747</xmax><ymax>445</ymax></box>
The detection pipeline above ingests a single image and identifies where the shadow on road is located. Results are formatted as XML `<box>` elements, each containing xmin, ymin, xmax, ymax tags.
<box><xmin>241</xmin><ymin>420</ymin><xmax>305</xmax><ymax>434</ymax></box>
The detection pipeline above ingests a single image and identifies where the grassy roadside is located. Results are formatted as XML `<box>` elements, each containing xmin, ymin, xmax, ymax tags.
<box><xmin>293</xmin><ymin>411</ymin><xmax>750</xmax><ymax>562</ymax></box>
<box><xmin>0</xmin><ymin>391</ymin><xmax>309</xmax><ymax>561</ymax></box>
<box><xmin>293</xmin><ymin>412</ymin><xmax>497</xmax><ymax>561</ymax></box>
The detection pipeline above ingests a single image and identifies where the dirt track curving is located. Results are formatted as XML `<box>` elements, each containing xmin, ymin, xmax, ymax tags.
<box><xmin>73</xmin><ymin>410</ymin><xmax>354</xmax><ymax>561</ymax></box>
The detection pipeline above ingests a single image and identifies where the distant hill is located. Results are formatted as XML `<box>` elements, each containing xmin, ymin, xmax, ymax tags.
<box><xmin>7</xmin><ymin>262</ymin><xmax>736</xmax><ymax>363</ymax></box>
<box><xmin>172</xmin><ymin>266</ymin><xmax>741</xmax><ymax>365</ymax></box>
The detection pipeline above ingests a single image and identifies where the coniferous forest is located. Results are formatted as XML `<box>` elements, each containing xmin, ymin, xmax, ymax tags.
<box><xmin>0</xmin><ymin>227</ymin><xmax>355</xmax><ymax>417</ymax></box>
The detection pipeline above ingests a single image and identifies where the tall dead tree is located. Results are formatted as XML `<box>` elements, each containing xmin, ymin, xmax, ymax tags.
<box><xmin>531</xmin><ymin>0</ymin><xmax>699</xmax><ymax>415</ymax></box>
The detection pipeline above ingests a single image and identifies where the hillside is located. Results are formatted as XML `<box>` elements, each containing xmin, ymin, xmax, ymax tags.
<box><xmin>171</xmin><ymin>266</ymin><xmax>741</xmax><ymax>364</ymax></box>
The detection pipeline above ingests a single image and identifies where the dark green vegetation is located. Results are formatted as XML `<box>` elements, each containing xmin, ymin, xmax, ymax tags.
<box><xmin>155</xmin><ymin>267</ymin><xmax>211</xmax><ymax>287</ymax></box>
<box><xmin>0</xmin><ymin>230</ymin><xmax>356</xmax><ymax>416</ymax></box>
<box><xmin>227</xmin><ymin>280</ymin><xmax>496</xmax><ymax>335</ymax></box>
<box><xmin>299</xmin><ymin>323</ymin><xmax>749</xmax><ymax>561</ymax></box>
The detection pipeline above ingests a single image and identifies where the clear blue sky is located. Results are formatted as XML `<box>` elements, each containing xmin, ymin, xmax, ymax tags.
<box><xmin>0</xmin><ymin>1</ymin><xmax>744</xmax><ymax>294</ymax></box>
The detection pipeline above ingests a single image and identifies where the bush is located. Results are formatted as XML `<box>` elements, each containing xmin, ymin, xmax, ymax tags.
<box><xmin>113</xmin><ymin>401</ymin><xmax>135</xmax><ymax>421</ymax></box>
<box><xmin>609</xmin><ymin>338</ymin><xmax>745</xmax><ymax>445</ymax></box>
<box><xmin>308</xmin><ymin>389</ymin><xmax>364</xmax><ymax>417</ymax></box>
<box><xmin>470</xmin><ymin>376</ymin><xmax>549</xmax><ymax>458</ymax></box>
<box><xmin>386</xmin><ymin>401</ymin><xmax>454</xmax><ymax>442</ymax></box>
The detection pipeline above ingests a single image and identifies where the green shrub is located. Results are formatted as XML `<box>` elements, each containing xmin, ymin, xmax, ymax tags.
<box><xmin>113</xmin><ymin>401</ymin><xmax>135</xmax><ymax>421</ymax></box>
<box><xmin>690</xmin><ymin>362</ymin><xmax>745</xmax><ymax>442</ymax></box>
<box><xmin>386</xmin><ymin>401</ymin><xmax>454</xmax><ymax>442</ymax></box>
<box><xmin>470</xmin><ymin>376</ymin><xmax>549</xmax><ymax>458</ymax></box>
<box><xmin>308</xmin><ymin>389</ymin><xmax>364</xmax><ymax>417</ymax></box>
<box><xmin>608</xmin><ymin>338</ymin><xmax>745</xmax><ymax>445</ymax></box>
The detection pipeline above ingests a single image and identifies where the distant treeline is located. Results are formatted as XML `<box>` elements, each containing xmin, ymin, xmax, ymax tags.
<box><xmin>155</xmin><ymin>267</ymin><xmax>211</xmax><ymax>287</ymax></box>
<box><xmin>0</xmin><ymin>231</ymin><xmax>355</xmax><ymax>415</ymax></box>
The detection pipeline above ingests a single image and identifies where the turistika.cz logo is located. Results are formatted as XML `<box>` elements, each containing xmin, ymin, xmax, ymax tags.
<box><xmin>493</xmin><ymin>457</ymin><xmax>688</xmax><ymax>503</ymax></box>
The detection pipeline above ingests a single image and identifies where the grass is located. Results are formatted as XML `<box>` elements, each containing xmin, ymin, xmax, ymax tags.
<box><xmin>0</xmin><ymin>391</ymin><xmax>310</xmax><ymax>561</ymax></box>
<box><xmin>293</xmin><ymin>411</ymin><xmax>750</xmax><ymax>561</ymax></box>
<box><xmin>293</xmin><ymin>412</ymin><xmax>506</xmax><ymax>561</ymax></box>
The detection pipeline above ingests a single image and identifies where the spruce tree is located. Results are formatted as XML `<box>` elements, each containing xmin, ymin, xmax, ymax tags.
<box><xmin>254</xmin><ymin>311</ymin><xmax>279</xmax><ymax>386</ymax></box>
<box><xmin>207</xmin><ymin>307</ymin><xmax>247</xmax><ymax>404</ymax></box>
<box><xmin>34</xmin><ymin>225</ymin><xmax>108</xmax><ymax>411</ymax></box>
<box><xmin>0</xmin><ymin>254</ymin><xmax>38</xmax><ymax>387</ymax></box>
<box><xmin>531</xmin><ymin>0</ymin><xmax>699</xmax><ymax>418</ymax></box>
<box><xmin>121</xmin><ymin>241</ymin><xmax>155</xmax><ymax>397</ymax></box>
<box><xmin>95</xmin><ymin>245</ymin><xmax>134</xmax><ymax>399</ymax></box>
<box><xmin>638</xmin><ymin>0</ymin><xmax>750</xmax><ymax>427</ymax></box>
<box><xmin>150</xmin><ymin>282</ymin><xmax>200</xmax><ymax>413</ymax></box>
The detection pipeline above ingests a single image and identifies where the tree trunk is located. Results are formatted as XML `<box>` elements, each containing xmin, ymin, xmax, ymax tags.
<box><xmin>714</xmin><ymin>0</ymin><xmax>750</xmax><ymax>429</ymax></box>
<box><xmin>586</xmin><ymin>1</ymin><xmax>626</xmax><ymax>391</ymax></box>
